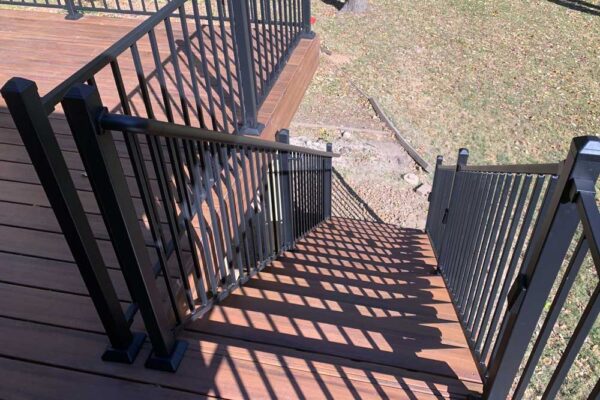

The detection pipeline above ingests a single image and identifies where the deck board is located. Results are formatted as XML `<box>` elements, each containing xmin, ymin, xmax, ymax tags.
<box><xmin>0</xmin><ymin>8</ymin><xmax>317</xmax><ymax>137</ymax></box>
<box><xmin>0</xmin><ymin>8</ymin><xmax>481</xmax><ymax>399</ymax></box>
<box><xmin>0</xmin><ymin>111</ymin><xmax>484</xmax><ymax>397</ymax></box>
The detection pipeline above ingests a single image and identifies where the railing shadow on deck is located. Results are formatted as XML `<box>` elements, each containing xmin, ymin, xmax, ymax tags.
<box><xmin>188</xmin><ymin>217</ymin><xmax>481</xmax><ymax>398</ymax></box>
<box><xmin>331</xmin><ymin>167</ymin><xmax>384</xmax><ymax>223</ymax></box>
<box><xmin>546</xmin><ymin>0</ymin><xmax>600</xmax><ymax>16</ymax></box>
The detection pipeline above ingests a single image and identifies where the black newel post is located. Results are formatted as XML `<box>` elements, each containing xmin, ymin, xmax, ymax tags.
<box><xmin>64</xmin><ymin>0</ymin><xmax>83</xmax><ymax>20</ymax></box>
<box><xmin>231</xmin><ymin>0</ymin><xmax>263</xmax><ymax>135</ymax></box>
<box><xmin>435</xmin><ymin>148</ymin><xmax>468</xmax><ymax>275</ymax></box>
<box><xmin>276</xmin><ymin>130</ymin><xmax>294</xmax><ymax>248</ymax></box>
<box><xmin>61</xmin><ymin>83</ymin><xmax>188</xmax><ymax>372</ymax></box>
<box><xmin>323</xmin><ymin>143</ymin><xmax>332</xmax><ymax>219</ymax></box>
<box><xmin>301</xmin><ymin>0</ymin><xmax>315</xmax><ymax>38</ymax></box>
<box><xmin>0</xmin><ymin>78</ymin><xmax>145</xmax><ymax>363</ymax></box>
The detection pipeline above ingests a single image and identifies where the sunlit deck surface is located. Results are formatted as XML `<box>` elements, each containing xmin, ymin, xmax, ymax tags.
<box><xmin>0</xmin><ymin>8</ymin><xmax>482</xmax><ymax>400</ymax></box>
<box><xmin>0</xmin><ymin>193</ymin><xmax>483</xmax><ymax>398</ymax></box>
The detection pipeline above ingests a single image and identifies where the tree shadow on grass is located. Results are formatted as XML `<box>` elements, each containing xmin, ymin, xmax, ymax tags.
<box><xmin>319</xmin><ymin>0</ymin><xmax>345</xmax><ymax>11</ymax></box>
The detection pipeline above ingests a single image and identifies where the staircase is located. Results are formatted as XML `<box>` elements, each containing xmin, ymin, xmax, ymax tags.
<box><xmin>0</xmin><ymin>0</ymin><xmax>598</xmax><ymax>398</ymax></box>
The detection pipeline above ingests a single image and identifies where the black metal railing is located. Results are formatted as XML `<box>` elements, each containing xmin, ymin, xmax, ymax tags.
<box><xmin>1</xmin><ymin>0</ymin><xmax>318</xmax><ymax>371</ymax></box>
<box><xmin>0</xmin><ymin>0</ymin><xmax>310</xmax><ymax>121</ymax></box>
<box><xmin>426</xmin><ymin>136</ymin><xmax>600</xmax><ymax>399</ymax></box>
<box><xmin>2</xmin><ymin>78</ymin><xmax>335</xmax><ymax>371</ymax></box>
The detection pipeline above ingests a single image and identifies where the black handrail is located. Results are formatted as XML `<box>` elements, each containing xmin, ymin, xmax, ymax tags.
<box><xmin>425</xmin><ymin>136</ymin><xmax>600</xmax><ymax>399</ymax></box>
<box><xmin>100</xmin><ymin>112</ymin><xmax>339</xmax><ymax>158</ymax></box>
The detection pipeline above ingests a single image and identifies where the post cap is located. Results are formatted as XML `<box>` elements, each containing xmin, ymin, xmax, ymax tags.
<box><xmin>0</xmin><ymin>77</ymin><xmax>38</xmax><ymax>98</ymax></box>
<box><xmin>276</xmin><ymin>129</ymin><xmax>290</xmax><ymax>144</ymax></box>
<box><xmin>570</xmin><ymin>136</ymin><xmax>600</xmax><ymax>160</ymax></box>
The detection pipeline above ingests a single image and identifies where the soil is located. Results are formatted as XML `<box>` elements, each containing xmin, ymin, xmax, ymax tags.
<box><xmin>289</xmin><ymin>125</ymin><xmax>430</xmax><ymax>229</ymax></box>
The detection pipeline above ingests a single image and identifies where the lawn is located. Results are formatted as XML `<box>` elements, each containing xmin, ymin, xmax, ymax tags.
<box><xmin>295</xmin><ymin>0</ymin><xmax>600</xmax><ymax>166</ymax></box>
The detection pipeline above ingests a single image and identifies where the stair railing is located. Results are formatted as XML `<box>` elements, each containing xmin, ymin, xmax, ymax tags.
<box><xmin>426</xmin><ymin>136</ymin><xmax>600</xmax><ymax>399</ymax></box>
<box><xmin>3</xmin><ymin>76</ymin><xmax>335</xmax><ymax>372</ymax></box>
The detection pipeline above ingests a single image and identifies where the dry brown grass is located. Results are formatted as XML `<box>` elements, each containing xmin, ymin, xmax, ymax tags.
<box><xmin>296</xmin><ymin>0</ymin><xmax>600</xmax><ymax>166</ymax></box>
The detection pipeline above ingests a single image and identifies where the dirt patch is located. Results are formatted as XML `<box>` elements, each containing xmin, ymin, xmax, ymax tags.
<box><xmin>289</xmin><ymin>126</ymin><xmax>430</xmax><ymax>229</ymax></box>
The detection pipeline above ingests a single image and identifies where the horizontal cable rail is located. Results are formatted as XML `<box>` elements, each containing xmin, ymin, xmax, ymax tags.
<box><xmin>425</xmin><ymin>137</ymin><xmax>600</xmax><ymax>399</ymax></box>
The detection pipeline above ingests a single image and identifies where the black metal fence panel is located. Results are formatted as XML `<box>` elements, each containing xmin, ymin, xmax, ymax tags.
<box><xmin>425</xmin><ymin>137</ymin><xmax>600</xmax><ymax>399</ymax></box>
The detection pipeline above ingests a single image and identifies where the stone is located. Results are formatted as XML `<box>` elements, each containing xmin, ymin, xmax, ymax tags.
<box><xmin>416</xmin><ymin>184</ymin><xmax>432</xmax><ymax>196</ymax></box>
<box><xmin>403</xmin><ymin>173</ymin><xmax>419</xmax><ymax>186</ymax></box>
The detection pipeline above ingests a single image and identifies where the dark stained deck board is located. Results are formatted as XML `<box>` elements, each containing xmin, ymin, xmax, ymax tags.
<box><xmin>0</xmin><ymin>136</ymin><xmax>484</xmax><ymax>398</ymax></box>
<box><xmin>0</xmin><ymin>357</ymin><xmax>206</xmax><ymax>400</ymax></box>
<box><xmin>0</xmin><ymin>185</ymin><xmax>483</xmax><ymax>399</ymax></box>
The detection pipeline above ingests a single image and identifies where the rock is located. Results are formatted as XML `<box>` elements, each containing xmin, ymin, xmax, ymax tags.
<box><xmin>416</xmin><ymin>184</ymin><xmax>432</xmax><ymax>196</ymax></box>
<box><xmin>403</xmin><ymin>173</ymin><xmax>419</xmax><ymax>186</ymax></box>
<box><xmin>341</xmin><ymin>130</ymin><xmax>353</xmax><ymax>139</ymax></box>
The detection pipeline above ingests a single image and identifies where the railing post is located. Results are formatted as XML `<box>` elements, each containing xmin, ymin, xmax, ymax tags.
<box><xmin>0</xmin><ymin>78</ymin><xmax>145</xmax><ymax>363</ymax></box>
<box><xmin>231</xmin><ymin>0</ymin><xmax>263</xmax><ymax>135</ymax></box>
<box><xmin>276</xmin><ymin>130</ymin><xmax>294</xmax><ymax>249</ymax></box>
<box><xmin>425</xmin><ymin>155</ymin><xmax>443</xmax><ymax>233</ymax></box>
<box><xmin>61</xmin><ymin>83</ymin><xmax>187</xmax><ymax>372</ymax></box>
<box><xmin>484</xmin><ymin>136</ymin><xmax>600</xmax><ymax>399</ymax></box>
<box><xmin>301</xmin><ymin>0</ymin><xmax>315</xmax><ymax>38</ymax></box>
<box><xmin>323</xmin><ymin>143</ymin><xmax>333</xmax><ymax>219</ymax></box>
<box><xmin>64</xmin><ymin>0</ymin><xmax>83</xmax><ymax>20</ymax></box>
<box><xmin>436</xmin><ymin>149</ymin><xmax>468</xmax><ymax>274</ymax></box>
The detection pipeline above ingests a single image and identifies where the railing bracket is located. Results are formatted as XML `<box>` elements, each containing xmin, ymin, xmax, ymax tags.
<box><xmin>102</xmin><ymin>331</ymin><xmax>146</xmax><ymax>364</ymax></box>
<box><xmin>145</xmin><ymin>339</ymin><xmax>188</xmax><ymax>372</ymax></box>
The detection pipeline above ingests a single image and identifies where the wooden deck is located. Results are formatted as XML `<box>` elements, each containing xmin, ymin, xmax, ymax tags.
<box><xmin>0</xmin><ymin>8</ymin><xmax>318</xmax><ymax>140</ymax></box>
<box><xmin>0</xmin><ymin>8</ymin><xmax>482</xmax><ymax>400</ymax></box>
